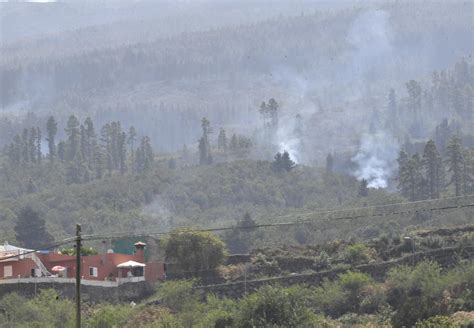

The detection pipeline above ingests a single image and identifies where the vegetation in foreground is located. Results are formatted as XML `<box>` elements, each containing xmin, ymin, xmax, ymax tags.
<box><xmin>0</xmin><ymin>261</ymin><xmax>472</xmax><ymax>327</ymax></box>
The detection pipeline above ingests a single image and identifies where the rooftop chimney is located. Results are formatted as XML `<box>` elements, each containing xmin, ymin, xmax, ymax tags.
<box><xmin>134</xmin><ymin>241</ymin><xmax>146</xmax><ymax>262</ymax></box>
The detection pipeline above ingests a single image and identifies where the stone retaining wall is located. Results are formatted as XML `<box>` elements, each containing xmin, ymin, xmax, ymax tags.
<box><xmin>196</xmin><ymin>245</ymin><xmax>474</xmax><ymax>299</ymax></box>
<box><xmin>0</xmin><ymin>280</ymin><xmax>154</xmax><ymax>303</ymax></box>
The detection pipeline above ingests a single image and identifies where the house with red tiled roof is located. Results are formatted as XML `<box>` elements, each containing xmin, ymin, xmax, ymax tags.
<box><xmin>0</xmin><ymin>241</ymin><xmax>165</xmax><ymax>286</ymax></box>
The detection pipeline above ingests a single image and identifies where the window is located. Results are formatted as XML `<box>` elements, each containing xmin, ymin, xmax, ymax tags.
<box><xmin>89</xmin><ymin>267</ymin><xmax>98</xmax><ymax>277</ymax></box>
<box><xmin>3</xmin><ymin>266</ymin><xmax>12</xmax><ymax>278</ymax></box>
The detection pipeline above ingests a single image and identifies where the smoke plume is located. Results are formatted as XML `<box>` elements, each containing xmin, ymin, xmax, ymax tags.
<box><xmin>352</xmin><ymin>130</ymin><xmax>398</xmax><ymax>188</ymax></box>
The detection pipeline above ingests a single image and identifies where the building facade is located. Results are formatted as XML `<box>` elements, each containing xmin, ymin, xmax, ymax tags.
<box><xmin>0</xmin><ymin>242</ymin><xmax>165</xmax><ymax>284</ymax></box>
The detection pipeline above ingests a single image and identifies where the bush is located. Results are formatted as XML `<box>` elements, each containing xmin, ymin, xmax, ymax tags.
<box><xmin>415</xmin><ymin>315</ymin><xmax>457</xmax><ymax>328</ymax></box>
<box><xmin>0</xmin><ymin>290</ymin><xmax>75</xmax><ymax>327</ymax></box>
<box><xmin>164</xmin><ymin>230</ymin><xmax>227</xmax><ymax>277</ymax></box>
<box><xmin>344</xmin><ymin>243</ymin><xmax>373</xmax><ymax>265</ymax></box>
<box><xmin>155</xmin><ymin>280</ymin><xmax>198</xmax><ymax>312</ymax></box>
<box><xmin>386</xmin><ymin>261</ymin><xmax>449</xmax><ymax>327</ymax></box>
<box><xmin>236</xmin><ymin>285</ymin><xmax>316</xmax><ymax>327</ymax></box>
<box><xmin>313</xmin><ymin>278</ymin><xmax>349</xmax><ymax>317</ymax></box>
<box><xmin>359</xmin><ymin>284</ymin><xmax>388</xmax><ymax>314</ymax></box>
<box><xmin>195</xmin><ymin>295</ymin><xmax>236</xmax><ymax>328</ymax></box>
<box><xmin>420</xmin><ymin>236</ymin><xmax>444</xmax><ymax>249</ymax></box>
<box><xmin>318</xmin><ymin>250</ymin><xmax>331</xmax><ymax>269</ymax></box>
<box><xmin>87</xmin><ymin>304</ymin><xmax>136</xmax><ymax>328</ymax></box>
<box><xmin>338</xmin><ymin>271</ymin><xmax>373</xmax><ymax>312</ymax></box>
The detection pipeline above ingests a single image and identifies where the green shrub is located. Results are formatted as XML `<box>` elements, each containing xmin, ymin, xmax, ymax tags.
<box><xmin>87</xmin><ymin>304</ymin><xmax>136</xmax><ymax>328</ymax></box>
<box><xmin>420</xmin><ymin>236</ymin><xmax>444</xmax><ymax>249</ymax></box>
<box><xmin>415</xmin><ymin>315</ymin><xmax>457</xmax><ymax>328</ymax></box>
<box><xmin>155</xmin><ymin>280</ymin><xmax>198</xmax><ymax>312</ymax></box>
<box><xmin>344</xmin><ymin>243</ymin><xmax>372</xmax><ymax>265</ymax></box>
<box><xmin>142</xmin><ymin>311</ymin><xmax>183</xmax><ymax>328</ymax></box>
<box><xmin>164</xmin><ymin>230</ymin><xmax>227</xmax><ymax>277</ymax></box>
<box><xmin>359</xmin><ymin>284</ymin><xmax>388</xmax><ymax>314</ymax></box>
<box><xmin>0</xmin><ymin>290</ymin><xmax>75</xmax><ymax>328</ymax></box>
<box><xmin>338</xmin><ymin>271</ymin><xmax>373</xmax><ymax>312</ymax></box>
<box><xmin>236</xmin><ymin>285</ymin><xmax>316</xmax><ymax>327</ymax></box>
<box><xmin>313</xmin><ymin>278</ymin><xmax>349</xmax><ymax>317</ymax></box>
<box><xmin>386</xmin><ymin>261</ymin><xmax>449</xmax><ymax>327</ymax></box>
<box><xmin>194</xmin><ymin>295</ymin><xmax>236</xmax><ymax>328</ymax></box>
<box><xmin>318</xmin><ymin>250</ymin><xmax>331</xmax><ymax>268</ymax></box>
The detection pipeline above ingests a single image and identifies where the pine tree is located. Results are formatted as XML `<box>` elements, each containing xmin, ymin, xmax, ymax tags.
<box><xmin>84</xmin><ymin>117</ymin><xmax>96</xmax><ymax>159</ymax></box>
<box><xmin>80</xmin><ymin>124</ymin><xmax>87</xmax><ymax>162</ymax></box>
<box><xmin>462</xmin><ymin>149</ymin><xmax>474</xmax><ymax>194</ymax></box>
<box><xmin>225</xmin><ymin>211</ymin><xmax>257</xmax><ymax>253</ymax></box>
<box><xmin>128</xmin><ymin>126</ymin><xmax>137</xmax><ymax>159</ymax></box>
<box><xmin>397</xmin><ymin>150</ymin><xmax>410</xmax><ymax>198</ymax></box>
<box><xmin>109</xmin><ymin>121</ymin><xmax>124</xmax><ymax>170</ymax></box>
<box><xmin>22</xmin><ymin>128</ymin><xmax>29</xmax><ymax>163</ymax></box>
<box><xmin>57</xmin><ymin>141</ymin><xmax>66</xmax><ymax>161</ymax></box>
<box><xmin>409</xmin><ymin>154</ymin><xmax>424</xmax><ymax>201</ymax></box>
<box><xmin>198</xmin><ymin>137</ymin><xmax>208</xmax><ymax>165</ymax></box>
<box><xmin>28</xmin><ymin>127</ymin><xmax>37</xmax><ymax>163</ymax></box>
<box><xmin>66</xmin><ymin>150</ymin><xmax>85</xmax><ymax>185</ymax></box>
<box><xmin>8</xmin><ymin>134</ymin><xmax>22</xmax><ymax>164</ymax></box>
<box><xmin>100</xmin><ymin>124</ymin><xmax>113</xmax><ymax>174</ymax></box>
<box><xmin>134</xmin><ymin>147</ymin><xmax>143</xmax><ymax>173</ymax></box>
<box><xmin>217</xmin><ymin>128</ymin><xmax>227</xmax><ymax>152</ymax></box>
<box><xmin>272</xmin><ymin>151</ymin><xmax>295</xmax><ymax>172</ymax></box>
<box><xmin>36</xmin><ymin>127</ymin><xmax>41</xmax><ymax>163</ymax></box>
<box><xmin>281</xmin><ymin>151</ymin><xmax>295</xmax><ymax>172</ymax></box>
<box><xmin>422</xmin><ymin>140</ymin><xmax>444</xmax><ymax>199</ymax></box>
<box><xmin>386</xmin><ymin>88</ymin><xmax>398</xmax><ymax>131</ymax></box>
<box><xmin>199</xmin><ymin>117</ymin><xmax>212</xmax><ymax>165</ymax></box>
<box><xmin>135</xmin><ymin>136</ymin><xmax>154</xmax><ymax>173</ymax></box>
<box><xmin>398</xmin><ymin>152</ymin><xmax>424</xmax><ymax>201</ymax></box>
<box><xmin>358</xmin><ymin>179</ymin><xmax>369</xmax><ymax>197</ymax></box>
<box><xmin>14</xmin><ymin>206</ymin><xmax>53</xmax><ymax>249</ymax></box>
<box><xmin>272</xmin><ymin>152</ymin><xmax>283</xmax><ymax>172</ymax></box>
<box><xmin>446</xmin><ymin>136</ymin><xmax>464</xmax><ymax>196</ymax></box>
<box><xmin>118</xmin><ymin>131</ymin><xmax>127</xmax><ymax>174</ymax></box>
<box><xmin>65</xmin><ymin>115</ymin><xmax>80</xmax><ymax>161</ymax></box>
<box><xmin>267</xmin><ymin>98</ymin><xmax>279</xmax><ymax>131</ymax></box>
<box><xmin>46</xmin><ymin>116</ymin><xmax>58</xmax><ymax>162</ymax></box>
<box><xmin>93</xmin><ymin>145</ymin><xmax>104</xmax><ymax>179</ymax></box>
<box><xmin>406</xmin><ymin>80</ymin><xmax>422</xmax><ymax>120</ymax></box>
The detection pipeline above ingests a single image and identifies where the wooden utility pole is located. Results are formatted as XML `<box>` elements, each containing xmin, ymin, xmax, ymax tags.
<box><xmin>75</xmin><ymin>224</ymin><xmax>81</xmax><ymax>328</ymax></box>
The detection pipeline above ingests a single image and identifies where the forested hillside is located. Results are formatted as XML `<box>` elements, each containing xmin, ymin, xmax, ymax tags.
<box><xmin>1</xmin><ymin>1</ymin><xmax>472</xmax><ymax>154</ymax></box>
<box><xmin>0</xmin><ymin>2</ymin><xmax>473</xmax><ymax>327</ymax></box>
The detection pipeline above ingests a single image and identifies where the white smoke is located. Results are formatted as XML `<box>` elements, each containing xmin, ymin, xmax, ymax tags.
<box><xmin>347</xmin><ymin>9</ymin><xmax>392</xmax><ymax>80</ymax></box>
<box><xmin>276</xmin><ymin>117</ymin><xmax>302</xmax><ymax>163</ymax></box>
<box><xmin>141</xmin><ymin>195</ymin><xmax>174</xmax><ymax>232</ymax></box>
<box><xmin>347</xmin><ymin>9</ymin><xmax>400</xmax><ymax>188</ymax></box>
<box><xmin>352</xmin><ymin>130</ymin><xmax>398</xmax><ymax>188</ymax></box>
<box><xmin>270</xmin><ymin>67</ymin><xmax>318</xmax><ymax>164</ymax></box>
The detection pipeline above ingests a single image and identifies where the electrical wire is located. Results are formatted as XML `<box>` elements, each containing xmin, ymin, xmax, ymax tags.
<box><xmin>0</xmin><ymin>237</ymin><xmax>77</xmax><ymax>262</ymax></box>
<box><xmin>81</xmin><ymin>195</ymin><xmax>474</xmax><ymax>242</ymax></box>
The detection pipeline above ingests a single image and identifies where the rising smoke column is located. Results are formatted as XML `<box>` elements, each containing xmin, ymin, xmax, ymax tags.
<box><xmin>352</xmin><ymin>130</ymin><xmax>398</xmax><ymax>188</ymax></box>
<box><xmin>270</xmin><ymin>67</ymin><xmax>318</xmax><ymax>164</ymax></box>
<box><xmin>348</xmin><ymin>9</ymin><xmax>400</xmax><ymax>188</ymax></box>
<box><xmin>347</xmin><ymin>9</ymin><xmax>393</xmax><ymax>81</ymax></box>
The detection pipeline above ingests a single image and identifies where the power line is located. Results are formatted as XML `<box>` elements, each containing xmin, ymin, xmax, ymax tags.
<box><xmin>0</xmin><ymin>237</ymin><xmax>77</xmax><ymax>262</ymax></box>
<box><xmin>81</xmin><ymin>195</ymin><xmax>474</xmax><ymax>242</ymax></box>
